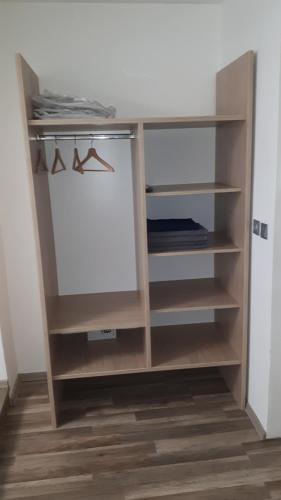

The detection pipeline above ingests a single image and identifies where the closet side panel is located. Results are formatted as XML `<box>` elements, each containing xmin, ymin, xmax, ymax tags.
<box><xmin>215</xmin><ymin>51</ymin><xmax>254</xmax><ymax>407</ymax></box>
<box><xmin>16</xmin><ymin>55</ymin><xmax>58</xmax><ymax>306</ymax></box>
<box><xmin>131</xmin><ymin>124</ymin><xmax>151</xmax><ymax>367</ymax></box>
<box><xmin>16</xmin><ymin>54</ymin><xmax>59</xmax><ymax>426</ymax></box>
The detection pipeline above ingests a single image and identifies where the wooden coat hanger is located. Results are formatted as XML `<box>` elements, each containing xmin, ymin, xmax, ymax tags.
<box><xmin>72</xmin><ymin>147</ymin><xmax>84</xmax><ymax>174</ymax></box>
<box><xmin>79</xmin><ymin>141</ymin><xmax>115</xmax><ymax>173</ymax></box>
<box><xmin>51</xmin><ymin>139</ymin><xmax>67</xmax><ymax>174</ymax></box>
<box><xmin>35</xmin><ymin>147</ymin><xmax>48</xmax><ymax>173</ymax></box>
<box><xmin>72</xmin><ymin>138</ymin><xmax>84</xmax><ymax>174</ymax></box>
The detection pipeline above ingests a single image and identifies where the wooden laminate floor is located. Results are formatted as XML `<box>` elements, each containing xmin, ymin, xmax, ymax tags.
<box><xmin>0</xmin><ymin>369</ymin><xmax>281</xmax><ymax>499</ymax></box>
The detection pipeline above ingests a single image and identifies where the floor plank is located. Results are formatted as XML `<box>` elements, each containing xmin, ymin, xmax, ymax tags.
<box><xmin>0</xmin><ymin>369</ymin><xmax>279</xmax><ymax>499</ymax></box>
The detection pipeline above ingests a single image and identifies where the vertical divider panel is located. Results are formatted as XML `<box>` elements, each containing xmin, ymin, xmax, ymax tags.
<box><xmin>131</xmin><ymin>123</ymin><xmax>151</xmax><ymax>367</ymax></box>
<box><xmin>16</xmin><ymin>54</ymin><xmax>60</xmax><ymax>426</ymax></box>
<box><xmin>215</xmin><ymin>51</ymin><xmax>254</xmax><ymax>407</ymax></box>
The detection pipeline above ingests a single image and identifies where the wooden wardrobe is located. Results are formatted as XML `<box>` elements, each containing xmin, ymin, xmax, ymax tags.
<box><xmin>17</xmin><ymin>51</ymin><xmax>254</xmax><ymax>427</ymax></box>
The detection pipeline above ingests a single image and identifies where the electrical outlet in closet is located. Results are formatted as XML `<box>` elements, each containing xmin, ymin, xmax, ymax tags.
<box><xmin>87</xmin><ymin>329</ymin><xmax>117</xmax><ymax>341</ymax></box>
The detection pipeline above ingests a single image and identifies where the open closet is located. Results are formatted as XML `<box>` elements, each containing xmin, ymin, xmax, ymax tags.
<box><xmin>17</xmin><ymin>51</ymin><xmax>254</xmax><ymax>427</ymax></box>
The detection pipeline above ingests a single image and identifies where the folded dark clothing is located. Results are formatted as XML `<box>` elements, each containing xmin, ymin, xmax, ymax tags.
<box><xmin>148</xmin><ymin>233</ymin><xmax>208</xmax><ymax>242</ymax></box>
<box><xmin>148</xmin><ymin>229</ymin><xmax>208</xmax><ymax>238</ymax></box>
<box><xmin>148</xmin><ymin>240</ymin><xmax>208</xmax><ymax>248</ymax></box>
<box><xmin>148</xmin><ymin>241</ymin><xmax>208</xmax><ymax>251</ymax></box>
<box><xmin>147</xmin><ymin>218</ymin><xmax>207</xmax><ymax>233</ymax></box>
<box><xmin>149</xmin><ymin>240</ymin><xmax>208</xmax><ymax>247</ymax></box>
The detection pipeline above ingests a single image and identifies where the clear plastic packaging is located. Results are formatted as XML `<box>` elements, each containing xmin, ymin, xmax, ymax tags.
<box><xmin>32</xmin><ymin>90</ymin><xmax>116</xmax><ymax>119</ymax></box>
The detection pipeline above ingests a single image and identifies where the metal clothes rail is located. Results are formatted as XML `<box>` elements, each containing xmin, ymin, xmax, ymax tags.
<box><xmin>31</xmin><ymin>133</ymin><xmax>136</xmax><ymax>142</ymax></box>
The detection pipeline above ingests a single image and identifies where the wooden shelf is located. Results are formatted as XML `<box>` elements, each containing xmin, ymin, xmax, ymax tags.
<box><xmin>148</xmin><ymin>232</ymin><xmax>241</xmax><ymax>256</ymax></box>
<box><xmin>142</xmin><ymin>115</ymin><xmax>245</xmax><ymax>129</ymax></box>
<box><xmin>28</xmin><ymin>118</ymin><xmax>138</xmax><ymax>131</ymax></box>
<box><xmin>150</xmin><ymin>278</ymin><xmax>239</xmax><ymax>313</ymax></box>
<box><xmin>52</xmin><ymin>323</ymin><xmax>240</xmax><ymax>380</ymax></box>
<box><xmin>47</xmin><ymin>291</ymin><xmax>145</xmax><ymax>334</ymax></box>
<box><xmin>28</xmin><ymin>114</ymin><xmax>245</xmax><ymax>131</ymax></box>
<box><xmin>151</xmin><ymin>323</ymin><xmax>240</xmax><ymax>370</ymax></box>
<box><xmin>146</xmin><ymin>183</ymin><xmax>241</xmax><ymax>197</ymax></box>
<box><xmin>52</xmin><ymin>329</ymin><xmax>146</xmax><ymax>380</ymax></box>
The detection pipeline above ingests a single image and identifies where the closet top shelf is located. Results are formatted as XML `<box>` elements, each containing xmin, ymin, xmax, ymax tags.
<box><xmin>28</xmin><ymin>114</ymin><xmax>246</xmax><ymax>131</ymax></box>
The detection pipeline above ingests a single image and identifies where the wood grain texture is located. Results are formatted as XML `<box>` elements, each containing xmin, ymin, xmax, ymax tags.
<box><xmin>131</xmin><ymin>123</ymin><xmax>151</xmax><ymax>367</ymax></box>
<box><xmin>146</xmin><ymin>182</ymin><xmax>241</xmax><ymax>197</ymax></box>
<box><xmin>142</xmin><ymin>115</ymin><xmax>245</xmax><ymax>129</ymax></box>
<box><xmin>28</xmin><ymin>118</ymin><xmax>139</xmax><ymax>131</ymax></box>
<box><xmin>28</xmin><ymin>114</ymin><xmax>245</xmax><ymax>131</ymax></box>
<box><xmin>150</xmin><ymin>278</ymin><xmax>239</xmax><ymax>313</ymax></box>
<box><xmin>0</xmin><ymin>371</ymin><xmax>279</xmax><ymax>500</ymax></box>
<box><xmin>215</xmin><ymin>51</ymin><xmax>254</xmax><ymax>408</ymax></box>
<box><xmin>51</xmin><ymin>322</ymin><xmax>241</xmax><ymax>380</ymax></box>
<box><xmin>16</xmin><ymin>54</ymin><xmax>59</xmax><ymax>426</ymax></box>
<box><xmin>52</xmin><ymin>329</ymin><xmax>146</xmax><ymax>379</ymax></box>
<box><xmin>48</xmin><ymin>291</ymin><xmax>145</xmax><ymax>334</ymax></box>
<box><xmin>148</xmin><ymin>232</ymin><xmax>241</xmax><ymax>256</ymax></box>
<box><xmin>151</xmin><ymin>323</ymin><xmax>240</xmax><ymax>369</ymax></box>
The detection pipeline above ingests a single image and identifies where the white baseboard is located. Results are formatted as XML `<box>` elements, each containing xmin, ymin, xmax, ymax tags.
<box><xmin>0</xmin><ymin>382</ymin><xmax>9</xmax><ymax>420</ymax></box>
<box><xmin>246</xmin><ymin>403</ymin><xmax>266</xmax><ymax>440</ymax></box>
<box><xmin>7</xmin><ymin>372</ymin><xmax>47</xmax><ymax>405</ymax></box>
<box><xmin>18</xmin><ymin>371</ymin><xmax>47</xmax><ymax>382</ymax></box>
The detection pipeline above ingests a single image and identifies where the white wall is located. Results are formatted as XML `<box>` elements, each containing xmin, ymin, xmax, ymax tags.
<box><xmin>0</xmin><ymin>228</ymin><xmax>18</xmax><ymax>390</ymax></box>
<box><xmin>221</xmin><ymin>0</ymin><xmax>281</xmax><ymax>433</ymax></box>
<box><xmin>267</xmin><ymin>68</ymin><xmax>281</xmax><ymax>438</ymax></box>
<box><xmin>0</xmin><ymin>1</ymin><xmax>220</xmax><ymax>372</ymax></box>
<box><xmin>0</xmin><ymin>336</ymin><xmax>7</xmax><ymax>382</ymax></box>
<box><xmin>47</xmin><ymin>140</ymin><xmax>137</xmax><ymax>295</ymax></box>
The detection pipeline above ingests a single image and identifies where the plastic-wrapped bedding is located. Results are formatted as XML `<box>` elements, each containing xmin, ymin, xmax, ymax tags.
<box><xmin>32</xmin><ymin>90</ymin><xmax>116</xmax><ymax>119</ymax></box>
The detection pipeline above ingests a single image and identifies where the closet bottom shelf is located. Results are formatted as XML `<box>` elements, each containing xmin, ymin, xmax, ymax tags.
<box><xmin>52</xmin><ymin>329</ymin><xmax>146</xmax><ymax>380</ymax></box>
<box><xmin>151</xmin><ymin>323</ymin><xmax>240</xmax><ymax>370</ymax></box>
<box><xmin>52</xmin><ymin>323</ymin><xmax>240</xmax><ymax>381</ymax></box>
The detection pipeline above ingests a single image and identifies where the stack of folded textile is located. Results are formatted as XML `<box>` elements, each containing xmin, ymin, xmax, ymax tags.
<box><xmin>147</xmin><ymin>218</ymin><xmax>208</xmax><ymax>251</ymax></box>
<box><xmin>32</xmin><ymin>90</ymin><xmax>116</xmax><ymax>119</ymax></box>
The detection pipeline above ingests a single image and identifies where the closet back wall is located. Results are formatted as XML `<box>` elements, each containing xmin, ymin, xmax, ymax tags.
<box><xmin>0</xmin><ymin>1</ymin><xmax>220</xmax><ymax>372</ymax></box>
<box><xmin>47</xmin><ymin>140</ymin><xmax>137</xmax><ymax>294</ymax></box>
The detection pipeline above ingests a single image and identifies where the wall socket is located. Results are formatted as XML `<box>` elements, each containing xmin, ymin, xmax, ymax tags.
<box><xmin>261</xmin><ymin>223</ymin><xmax>268</xmax><ymax>240</ymax></box>
<box><xmin>253</xmin><ymin>219</ymin><xmax>260</xmax><ymax>236</ymax></box>
<box><xmin>253</xmin><ymin>219</ymin><xmax>268</xmax><ymax>239</ymax></box>
<box><xmin>87</xmin><ymin>329</ymin><xmax>117</xmax><ymax>341</ymax></box>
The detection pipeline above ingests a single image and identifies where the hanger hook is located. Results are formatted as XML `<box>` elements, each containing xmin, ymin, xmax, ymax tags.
<box><xmin>90</xmin><ymin>136</ymin><xmax>94</xmax><ymax>148</ymax></box>
<box><xmin>37</xmin><ymin>135</ymin><xmax>43</xmax><ymax>152</ymax></box>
